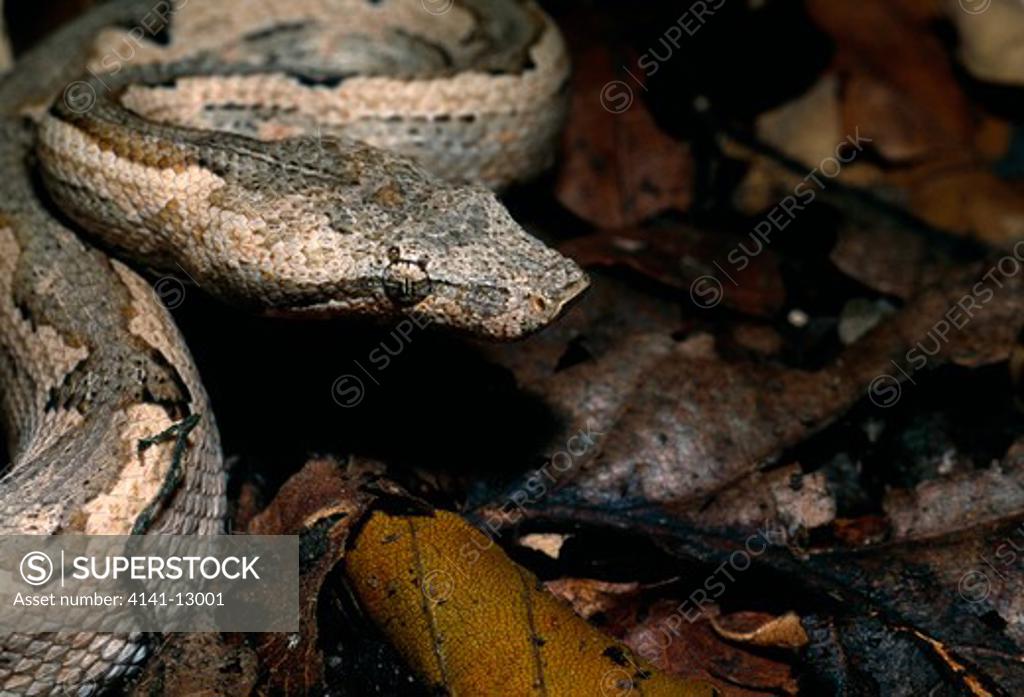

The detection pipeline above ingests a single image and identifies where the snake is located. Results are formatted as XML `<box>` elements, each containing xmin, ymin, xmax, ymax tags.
<box><xmin>0</xmin><ymin>0</ymin><xmax>586</xmax><ymax>693</ymax></box>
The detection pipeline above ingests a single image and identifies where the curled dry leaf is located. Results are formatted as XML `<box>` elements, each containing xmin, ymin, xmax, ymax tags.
<box><xmin>345</xmin><ymin>509</ymin><xmax>717</xmax><ymax>697</ymax></box>
<box><xmin>710</xmin><ymin>611</ymin><xmax>809</xmax><ymax>650</ymax></box>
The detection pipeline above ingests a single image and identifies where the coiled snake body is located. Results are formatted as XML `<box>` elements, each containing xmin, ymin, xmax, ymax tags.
<box><xmin>0</xmin><ymin>1</ymin><xmax>585</xmax><ymax>693</ymax></box>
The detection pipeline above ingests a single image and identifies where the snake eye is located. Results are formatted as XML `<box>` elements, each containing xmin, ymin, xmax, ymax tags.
<box><xmin>382</xmin><ymin>257</ymin><xmax>432</xmax><ymax>306</ymax></box>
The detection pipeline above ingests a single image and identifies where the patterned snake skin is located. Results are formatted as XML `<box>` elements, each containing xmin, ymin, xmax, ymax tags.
<box><xmin>0</xmin><ymin>0</ymin><xmax>585</xmax><ymax>693</ymax></box>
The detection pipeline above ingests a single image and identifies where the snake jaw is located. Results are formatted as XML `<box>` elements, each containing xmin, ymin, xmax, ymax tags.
<box><xmin>502</xmin><ymin>256</ymin><xmax>590</xmax><ymax>338</ymax></box>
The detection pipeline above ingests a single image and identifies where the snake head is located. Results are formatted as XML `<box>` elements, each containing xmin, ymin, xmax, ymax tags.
<box><xmin>373</xmin><ymin>185</ymin><xmax>589</xmax><ymax>340</ymax></box>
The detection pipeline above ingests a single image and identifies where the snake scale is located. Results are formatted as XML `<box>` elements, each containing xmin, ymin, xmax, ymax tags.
<box><xmin>0</xmin><ymin>0</ymin><xmax>586</xmax><ymax>693</ymax></box>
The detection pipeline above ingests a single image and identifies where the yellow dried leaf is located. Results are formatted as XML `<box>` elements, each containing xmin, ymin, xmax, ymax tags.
<box><xmin>346</xmin><ymin>509</ymin><xmax>716</xmax><ymax>697</ymax></box>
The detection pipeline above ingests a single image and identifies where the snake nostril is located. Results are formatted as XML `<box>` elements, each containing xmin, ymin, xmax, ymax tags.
<box><xmin>530</xmin><ymin>295</ymin><xmax>547</xmax><ymax>313</ymax></box>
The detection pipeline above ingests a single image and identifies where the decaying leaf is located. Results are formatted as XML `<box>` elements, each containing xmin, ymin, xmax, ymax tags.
<box><xmin>686</xmin><ymin>463</ymin><xmax>836</xmax><ymax>538</ymax></box>
<box><xmin>710</xmin><ymin>612</ymin><xmax>809</xmax><ymax>650</ymax></box>
<box><xmin>564</xmin><ymin>259</ymin><xmax>1023</xmax><ymax>508</ymax></box>
<box><xmin>567</xmin><ymin>332</ymin><xmax>832</xmax><ymax>507</ymax></box>
<box><xmin>553</xmin><ymin>7</ymin><xmax>693</xmax><ymax>228</ymax></box>
<box><xmin>246</xmin><ymin>457</ymin><xmax>383</xmax><ymax>694</ymax></box>
<box><xmin>128</xmin><ymin>635</ymin><xmax>258</xmax><ymax>697</ymax></box>
<box><xmin>559</xmin><ymin>225</ymin><xmax>785</xmax><ymax>317</ymax></box>
<box><xmin>477</xmin><ymin>253</ymin><xmax>1022</xmax><ymax>527</ymax></box>
<box><xmin>789</xmin><ymin>516</ymin><xmax>1024</xmax><ymax>695</ymax></box>
<box><xmin>611</xmin><ymin>600</ymin><xmax>801</xmax><ymax>697</ymax></box>
<box><xmin>479</xmin><ymin>274</ymin><xmax>683</xmax><ymax>472</ymax></box>
<box><xmin>544</xmin><ymin>577</ymin><xmax>641</xmax><ymax>619</ymax></box>
<box><xmin>345</xmin><ymin>509</ymin><xmax>717</xmax><ymax>696</ymax></box>
<box><xmin>830</xmin><ymin>225</ymin><xmax>950</xmax><ymax>300</ymax></box>
<box><xmin>883</xmin><ymin>437</ymin><xmax>1024</xmax><ymax>540</ymax></box>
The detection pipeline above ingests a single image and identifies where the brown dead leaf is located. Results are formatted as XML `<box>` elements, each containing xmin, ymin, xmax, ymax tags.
<box><xmin>692</xmin><ymin>464</ymin><xmax>836</xmax><ymax>537</ymax></box>
<box><xmin>128</xmin><ymin>635</ymin><xmax>258</xmax><ymax>697</ymax></box>
<box><xmin>830</xmin><ymin>225</ymin><xmax>946</xmax><ymax>300</ymax></box>
<box><xmin>842</xmin><ymin>72</ymin><xmax>953</xmax><ymax>163</ymax></box>
<box><xmin>756</xmin><ymin>75</ymin><xmax>842</xmax><ymax>169</ymax></box>
<box><xmin>246</xmin><ymin>457</ymin><xmax>382</xmax><ymax>695</ymax></box>
<box><xmin>832</xmin><ymin>516</ymin><xmax>891</xmax><ymax>547</ymax></box>
<box><xmin>569</xmin><ymin>333</ymin><xmax>832</xmax><ymax>507</ymax></box>
<box><xmin>612</xmin><ymin>600</ymin><xmax>800</xmax><ymax>697</ymax></box>
<box><xmin>560</xmin><ymin>224</ymin><xmax>785</xmax><ymax>317</ymax></box>
<box><xmin>481</xmin><ymin>274</ymin><xmax>682</xmax><ymax>465</ymax></box>
<box><xmin>545</xmin><ymin>577</ymin><xmax>641</xmax><ymax>619</ymax></box>
<box><xmin>884</xmin><ymin>437</ymin><xmax>1024</xmax><ymax>540</ymax></box>
<box><xmin>555</xmin><ymin>42</ymin><xmax>693</xmax><ymax>228</ymax></box>
<box><xmin>710</xmin><ymin>611</ymin><xmax>809</xmax><ymax>650</ymax></box>
<box><xmin>499</xmin><ymin>258</ymin><xmax>1024</xmax><ymax>512</ymax></box>
<box><xmin>807</xmin><ymin>0</ymin><xmax>976</xmax><ymax>149</ymax></box>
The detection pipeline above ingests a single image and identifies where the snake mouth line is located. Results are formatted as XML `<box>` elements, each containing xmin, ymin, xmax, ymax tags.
<box><xmin>544</xmin><ymin>272</ymin><xmax>590</xmax><ymax>322</ymax></box>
